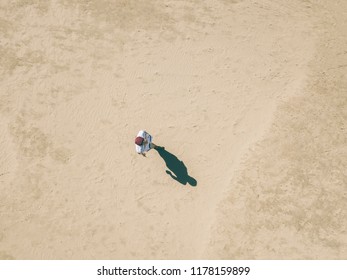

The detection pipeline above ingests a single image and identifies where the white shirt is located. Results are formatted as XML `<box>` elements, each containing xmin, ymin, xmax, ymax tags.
<box><xmin>135</xmin><ymin>130</ymin><xmax>152</xmax><ymax>154</ymax></box>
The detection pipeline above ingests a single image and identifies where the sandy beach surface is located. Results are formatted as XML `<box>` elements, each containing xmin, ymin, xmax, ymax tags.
<box><xmin>0</xmin><ymin>0</ymin><xmax>346</xmax><ymax>259</ymax></box>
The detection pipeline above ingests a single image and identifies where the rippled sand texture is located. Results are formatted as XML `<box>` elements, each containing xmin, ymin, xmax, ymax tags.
<box><xmin>208</xmin><ymin>1</ymin><xmax>347</xmax><ymax>259</ymax></box>
<box><xmin>0</xmin><ymin>0</ymin><xmax>346</xmax><ymax>259</ymax></box>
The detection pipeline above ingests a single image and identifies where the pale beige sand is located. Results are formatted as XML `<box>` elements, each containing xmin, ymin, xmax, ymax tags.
<box><xmin>206</xmin><ymin>1</ymin><xmax>347</xmax><ymax>259</ymax></box>
<box><xmin>0</xmin><ymin>0</ymin><xmax>346</xmax><ymax>259</ymax></box>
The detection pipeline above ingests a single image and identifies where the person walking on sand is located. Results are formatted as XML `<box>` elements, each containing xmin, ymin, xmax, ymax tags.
<box><xmin>135</xmin><ymin>130</ymin><xmax>163</xmax><ymax>157</ymax></box>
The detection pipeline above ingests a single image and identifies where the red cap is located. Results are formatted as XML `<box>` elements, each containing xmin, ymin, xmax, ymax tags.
<box><xmin>135</xmin><ymin>136</ymin><xmax>144</xmax><ymax>145</ymax></box>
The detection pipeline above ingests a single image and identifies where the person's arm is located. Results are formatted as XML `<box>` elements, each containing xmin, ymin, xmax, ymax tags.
<box><xmin>143</xmin><ymin>131</ymin><xmax>152</xmax><ymax>143</ymax></box>
<box><xmin>141</xmin><ymin>143</ymin><xmax>146</xmax><ymax>157</ymax></box>
<box><xmin>136</xmin><ymin>141</ymin><xmax>146</xmax><ymax>157</ymax></box>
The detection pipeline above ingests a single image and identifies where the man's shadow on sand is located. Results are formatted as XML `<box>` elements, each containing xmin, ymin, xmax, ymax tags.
<box><xmin>156</xmin><ymin>148</ymin><xmax>197</xmax><ymax>187</ymax></box>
